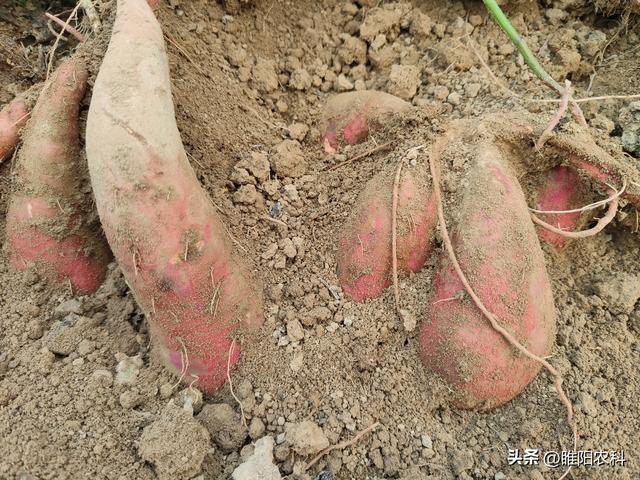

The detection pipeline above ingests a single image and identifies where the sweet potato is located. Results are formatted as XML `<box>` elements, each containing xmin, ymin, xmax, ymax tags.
<box><xmin>534</xmin><ymin>166</ymin><xmax>585</xmax><ymax>250</ymax></box>
<box><xmin>5</xmin><ymin>58</ymin><xmax>109</xmax><ymax>294</ymax></box>
<box><xmin>548</xmin><ymin>130</ymin><xmax>640</xmax><ymax>208</ymax></box>
<box><xmin>320</xmin><ymin>91</ymin><xmax>410</xmax><ymax>154</ymax></box>
<box><xmin>86</xmin><ymin>0</ymin><xmax>262</xmax><ymax>392</ymax></box>
<box><xmin>491</xmin><ymin>113</ymin><xmax>637</xmax><ymax>237</ymax></box>
<box><xmin>337</xmin><ymin>162</ymin><xmax>437</xmax><ymax>302</ymax></box>
<box><xmin>0</xmin><ymin>95</ymin><xmax>29</xmax><ymax>164</ymax></box>
<box><xmin>420</xmin><ymin>141</ymin><xmax>556</xmax><ymax>410</ymax></box>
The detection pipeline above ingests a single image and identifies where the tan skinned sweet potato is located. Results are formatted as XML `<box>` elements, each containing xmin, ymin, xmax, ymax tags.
<box><xmin>5</xmin><ymin>58</ymin><xmax>110</xmax><ymax>294</ymax></box>
<box><xmin>0</xmin><ymin>95</ymin><xmax>29</xmax><ymax>164</ymax></box>
<box><xmin>320</xmin><ymin>90</ymin><xmax>411</xmax><ymax>154</ymax></box>
<box><xmin>86</xmin><ymin>0</ymin><xmax>262</xmax><ymax>393</ymax></box>
<box><xmin>337</xmin><ymin>161</ymin><xmax>437</xmax><ymax>302</ymax></box>
<box><xmin>420</xmin><ymin>137</ymin><xmax>556</xmax><ymax>410</ymax></box>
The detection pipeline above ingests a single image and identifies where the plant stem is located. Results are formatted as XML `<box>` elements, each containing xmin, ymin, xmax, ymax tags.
<box><xmin>483</xmin><ymin>0</ymin><xmax>563</xmax><ymax>94</ymax></box>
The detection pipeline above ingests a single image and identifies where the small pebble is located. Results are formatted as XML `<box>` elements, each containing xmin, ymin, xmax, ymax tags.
<box><xmin>326</xmin><ymin>322</ymin><xmax>339</xmax><ymax>333</ymax></box>
<box><xmin>249</xmin><ymin>417</ymin><xmax>266</xmax><ymax>439</ymax></box>
<box><xmin>447</xmin><ymin>92</ymin><xmax>461</xmax><ymax>106</ymax></box>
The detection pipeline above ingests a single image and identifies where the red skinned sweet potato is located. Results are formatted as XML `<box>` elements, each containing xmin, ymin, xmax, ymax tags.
<box><xmin>5</xmin><ymin>58</ymin><xmax>109</xmax><ymax>294</ymax></box>
<box><xmin>86</xmin><ymin>0</ymin><xmax>262</xmax><ymax>392</ymax></box>
<box><xmin>0</xmin><ymin>96</ymin><xmax>29</xmax><ymax>164</ymax></box>
<box><xmin>320</xmin><ymin>91</ymin><xmax>410</xmax><ymax>154</ymax></box>
<box><xmin>492</xmin><ymin>113</ymin><xmax>639</xmax><ymax>238</ymax></box>
<box><xmin>337</xmin><ymin>162</ymin><xmax>437</xmax><ymax>302</ymax></box>
<box><xmin>420</xmin><ymin>141</ymin><xmax>556</xmax><ymax>410</ymax></box>
<box><xmin>534</xmin><ymin>166</ymin><xmax>586</xmax><ymax>250</ymax></box>
<box><xmin>548</xmin><ymin>132</ymin><xmax>640</xmax><ymax>208</ymax></box>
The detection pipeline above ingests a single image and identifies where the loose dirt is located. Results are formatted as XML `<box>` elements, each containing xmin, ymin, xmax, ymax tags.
<box><xmin>1</xmin><ymin>1</ymin><xmax>639</xmax><ymax>479</ymax></box>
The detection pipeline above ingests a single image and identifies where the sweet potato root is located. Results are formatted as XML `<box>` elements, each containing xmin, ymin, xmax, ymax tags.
<box><xmin>5</xmin><ymin>58</ymin><xmax>109</xmax><ymax>294</ymax></box>
<box><xmin>420</xmin><ymin>140</ymin><xmax>556</xmax><ymax>410</ymax></box>
<box><xmin>86</xmin><ymin>0</ymin><xmax>262</xmax><ymax>392</ymax></box>
<box><xmin>0</xmin><ymin>95</ymin><xmax>29</xmax><ymax>164</ymax></box>
<box><xmin>320</xmin><ymin>91</ymin><xmax>410</xmax><ymax>154</ymax></box>
<box><xmin>337</xmin><ymin>162</ymin><xmax>437</xmax><ymax>302</ymax></box>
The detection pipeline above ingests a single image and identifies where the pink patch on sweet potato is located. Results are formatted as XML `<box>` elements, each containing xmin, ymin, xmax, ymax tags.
<box><xmin>420</xmin><ymin>143</ymin><xmax>556</xmax><ymax>410</ymax></box>
<box><xmin>8</xmin><ymin>227</ymin><xmax>105</xmax><ymax>294</ymax></box>
<box><xmin>343</xmin><ymin>113</ymin><xmax>369</xmax><ymax>146</ymax></box>
<box><xmin>534</xmin><ymin>166</ymin><xmax>583</xmax><ymax>250</ymax></box>
<box><xmin>7</xmin><ymin>196</ymin><xmax>104</xmax><ymax>294</ymax></box>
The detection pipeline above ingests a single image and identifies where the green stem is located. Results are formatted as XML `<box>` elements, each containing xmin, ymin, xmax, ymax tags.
<box><xmin>483</xmin><ymin>0</ymin><xmax>563</xmax><ymax>94</ymax></box>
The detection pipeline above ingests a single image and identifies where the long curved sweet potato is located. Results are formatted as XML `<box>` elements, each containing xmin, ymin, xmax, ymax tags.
<box><xmin>420</xmin><ymin>141</ymin><xmax>556</xmax><ymax>410</ymax></box>
<box><xmin>5</xmin><ymin>58</ymin><xmax>109</xmax><ymax>294</ymax></box>
<box><xmin>337</xmin><ymin>162</ymin><xmax>437</xmax><ymax>302</ymax></box>
<box><xmin>86</xmin><ymin>0</ymin><xmax>262</xmax><ymax>392</ymax></box>
<box><xmin>0</xmin><ymin>95</ymin><xmax>29</xmax><ymax>164</ymax></box>
<box><xmin>320</xmin><ymin>91</ymin><xmax>410</xmax><ymax>154</ymax></box>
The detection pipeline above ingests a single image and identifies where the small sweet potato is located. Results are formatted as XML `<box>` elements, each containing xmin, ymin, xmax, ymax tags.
<box><xmin>420</xmin><ymin>141</ymin><xmax>556</xmax><ymax>409</ymax></box>
<box><xmin>0</xmin><ymin>95</ymin><xmax>29</xmax><ymax>164</ymax></box>
<box><xmin>86</xmin><ymin>0</ymin><xmax>262</xmax><ymax>392</ymax></box>
<box><xmin>534</xmin><ymin>166</ymin><xmax>585</xmax><ymax>250</ymax></box>
<box><xmin>337</xmin><ymin>162</ymin><xmax>437</xmax><ymax>302</ymax></box>
<box><xmin>548</xmin><ymin>131</ymin><xmax>640</xmax><ymax>208</ymax></box>
<box><xmin>5</xmin><ymin>58</ymin><xmax>109</xmax><ymax>294</ymax></box>
<box><xmin>320</xmin><ymin>91</ymin><xmax>410</xmax><ymax>154</ymax></box>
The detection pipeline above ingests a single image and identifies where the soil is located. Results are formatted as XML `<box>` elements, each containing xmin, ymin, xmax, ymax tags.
<box><xmin>1</xmin><ymin>1</ymin><xmax>640</xmax><ymax>480</ymax></box>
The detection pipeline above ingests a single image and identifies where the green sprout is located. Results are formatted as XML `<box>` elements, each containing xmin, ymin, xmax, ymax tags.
<box><xmin>483</xmin><ymin>0</ymin><xmax>564</xmax><ymax>94</ymax></box>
